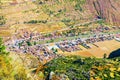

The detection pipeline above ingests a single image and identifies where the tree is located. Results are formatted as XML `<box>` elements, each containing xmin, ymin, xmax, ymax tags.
<box><xmin>34</xmin><ymin>41</ymin><xmax>37</xmax><ymax>45</ymax></box>
<box><xmin>26</xmin><ymin>41</ymin><xmax>32</xmax><ymax>46</ymax></box>
<box><xmin>0</xmin><ymin>16</ymin><xmax>6</xmax><ymax>26</ymax></box>
<box><xmin>103</xmin><ymin>53</ymin><xmax>107</xmax><ymax>59</ymax></box>
<box><xmin>55</xmin><ymin>49</ymin><xmax>58</xmax><ymax>53</ymax></box>
<box><xmin>51</xmin><ymin>48</ymin><xmax>54</xmax><ymax>51</ymax></box>
<box><xmin>0</xmin><ymin>37</ymin><xmax>9</xmax><ymax>55</ymax></box>
<box><xmin>0</xmin><ymin>37</ymin><xmax>34</xmax><ymax>80</ymax></box>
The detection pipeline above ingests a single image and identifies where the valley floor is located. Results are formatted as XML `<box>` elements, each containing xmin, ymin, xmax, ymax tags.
<box><xmin>50</xmin><ymin>40</ymin><xmax>120</xmax><ymax>58</ymax></box>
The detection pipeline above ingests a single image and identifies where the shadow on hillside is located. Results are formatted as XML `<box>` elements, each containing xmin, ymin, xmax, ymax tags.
<box><xmin>108</xmin><ymin>48</ymin><xmax>120</xmax><ymax>58</ymax></box>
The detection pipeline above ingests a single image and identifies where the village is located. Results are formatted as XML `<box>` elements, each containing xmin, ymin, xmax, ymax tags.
<box><xmin>1</xmin><ymin>0</ymin><xmax>120</xmax><ymax>79</ymax></box>
<box><xmin>1</xmin><ymin>0</ymin><xmax>120</xmax><ymax>65</ymax></box>
<box><xmin>4</xmin><ymin>25</ymin><xmax>120</xmax><ymax>63</ymax></box>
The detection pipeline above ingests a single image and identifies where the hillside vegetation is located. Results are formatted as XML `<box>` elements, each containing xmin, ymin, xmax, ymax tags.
<box><xmin>0</xmin><ymin>37</ymin><xmax>43</xmax><ymax>80</ymax></box>
<box><xmin>0</xmin><ymin>0</ymin><xmax>119</xmax><ymax>38</ymax></box>
<box><xmin>1</xmin><ymin>37</ymin><xmax>120</xmax><ymax>80</ymax></box>
<box><xmin>44</xmin><ymin>56</ymin><xmax>120</xmax><ymax>80</ymax></box>
<box><xmin>0</xmin><ymin>0</ymin><xmax>120</xmax><ymax>80</ymax></box>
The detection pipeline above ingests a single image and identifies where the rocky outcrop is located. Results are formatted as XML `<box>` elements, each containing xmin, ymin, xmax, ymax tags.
<box><xmin>87</xmin><ymin>0</ymin><xmax>120</xmax><ymax>26</ymax></box>
<box><xmin>2</xmin><ymin>0</ymin><xmax>120</xmax><ymax>26</ymax></box>
<box><xmin>35</xmin><ymin>0</ymin><xmax>120</xmax><ymax>26</ymax></box>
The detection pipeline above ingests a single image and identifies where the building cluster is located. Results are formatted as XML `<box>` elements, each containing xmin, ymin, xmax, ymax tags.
<box><xmin>5</xmin><ymin>27</ymin><xmax>120</xmax><ymax>62</ymax></box>
<box><xmin>56</xmin><ymin>34</ymin><xmax>115</xmax><ymax>52</ymax></box>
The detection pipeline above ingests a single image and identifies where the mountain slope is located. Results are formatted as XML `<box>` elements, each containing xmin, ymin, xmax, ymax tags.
<box><xmin>87</xmin><ymin>0</ymin><xmax>120</xmax><ymax>26</ymax></box>
<box><xmin>44</xmin><ymin>56</ymin><xmax>120</xmax><ymax>80</ymax></box>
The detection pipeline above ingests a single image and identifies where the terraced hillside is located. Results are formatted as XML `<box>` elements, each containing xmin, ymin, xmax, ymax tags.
<box><xmin>0</xmin><ymin>0</ymin><xmax>120</xmax><ymax>36</ymax></box>
<box><xmin>0</xmin><ymin>0</ymin><xmax>120</xmax><ymax>80</ymax></box>
<box><xmin>0</xmin><ymin>0</ymin><xmax>120</xmax><ymax>57</ymax></box>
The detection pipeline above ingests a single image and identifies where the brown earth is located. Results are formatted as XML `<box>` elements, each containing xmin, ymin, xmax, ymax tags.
<box><xmin>87</xmin><ymin>0</ymin><xmax>120</xmax><ymax>26</ymax></box>
<box><xmin>57</xmin><ymin>40</ymin><xmax>120</xmax><ymax>58</ymax></box>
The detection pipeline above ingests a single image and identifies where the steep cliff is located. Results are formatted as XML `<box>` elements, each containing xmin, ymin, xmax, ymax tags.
<box><xmin>1</xmin><ymin>0</ymin><xmax>120</xmax><ymax>26</ymax></box>
<box><xmin>35</xmin><ymin>0</ymin><xmax>120</xmax><ymax>26</ymax></box>
<box><xmin>87</xmin><ymin>0</ymin><xmax>120</xmax><ymax>26</ymax></box>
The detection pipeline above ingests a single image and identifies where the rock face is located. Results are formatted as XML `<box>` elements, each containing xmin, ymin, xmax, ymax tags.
<box><xmin>1</xmin><ymin>0</ymin><xmax>120</xmax><ymax>26</ymax></box>
<box><xmin>36</xmin><ymin>0</ymin><xmax>120</xmax><ymax>26</ymax></box>
<box><xmin>87</xmin><ymin>0</ymin><xmax>120</xmax><ymax>26</ymax></box>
